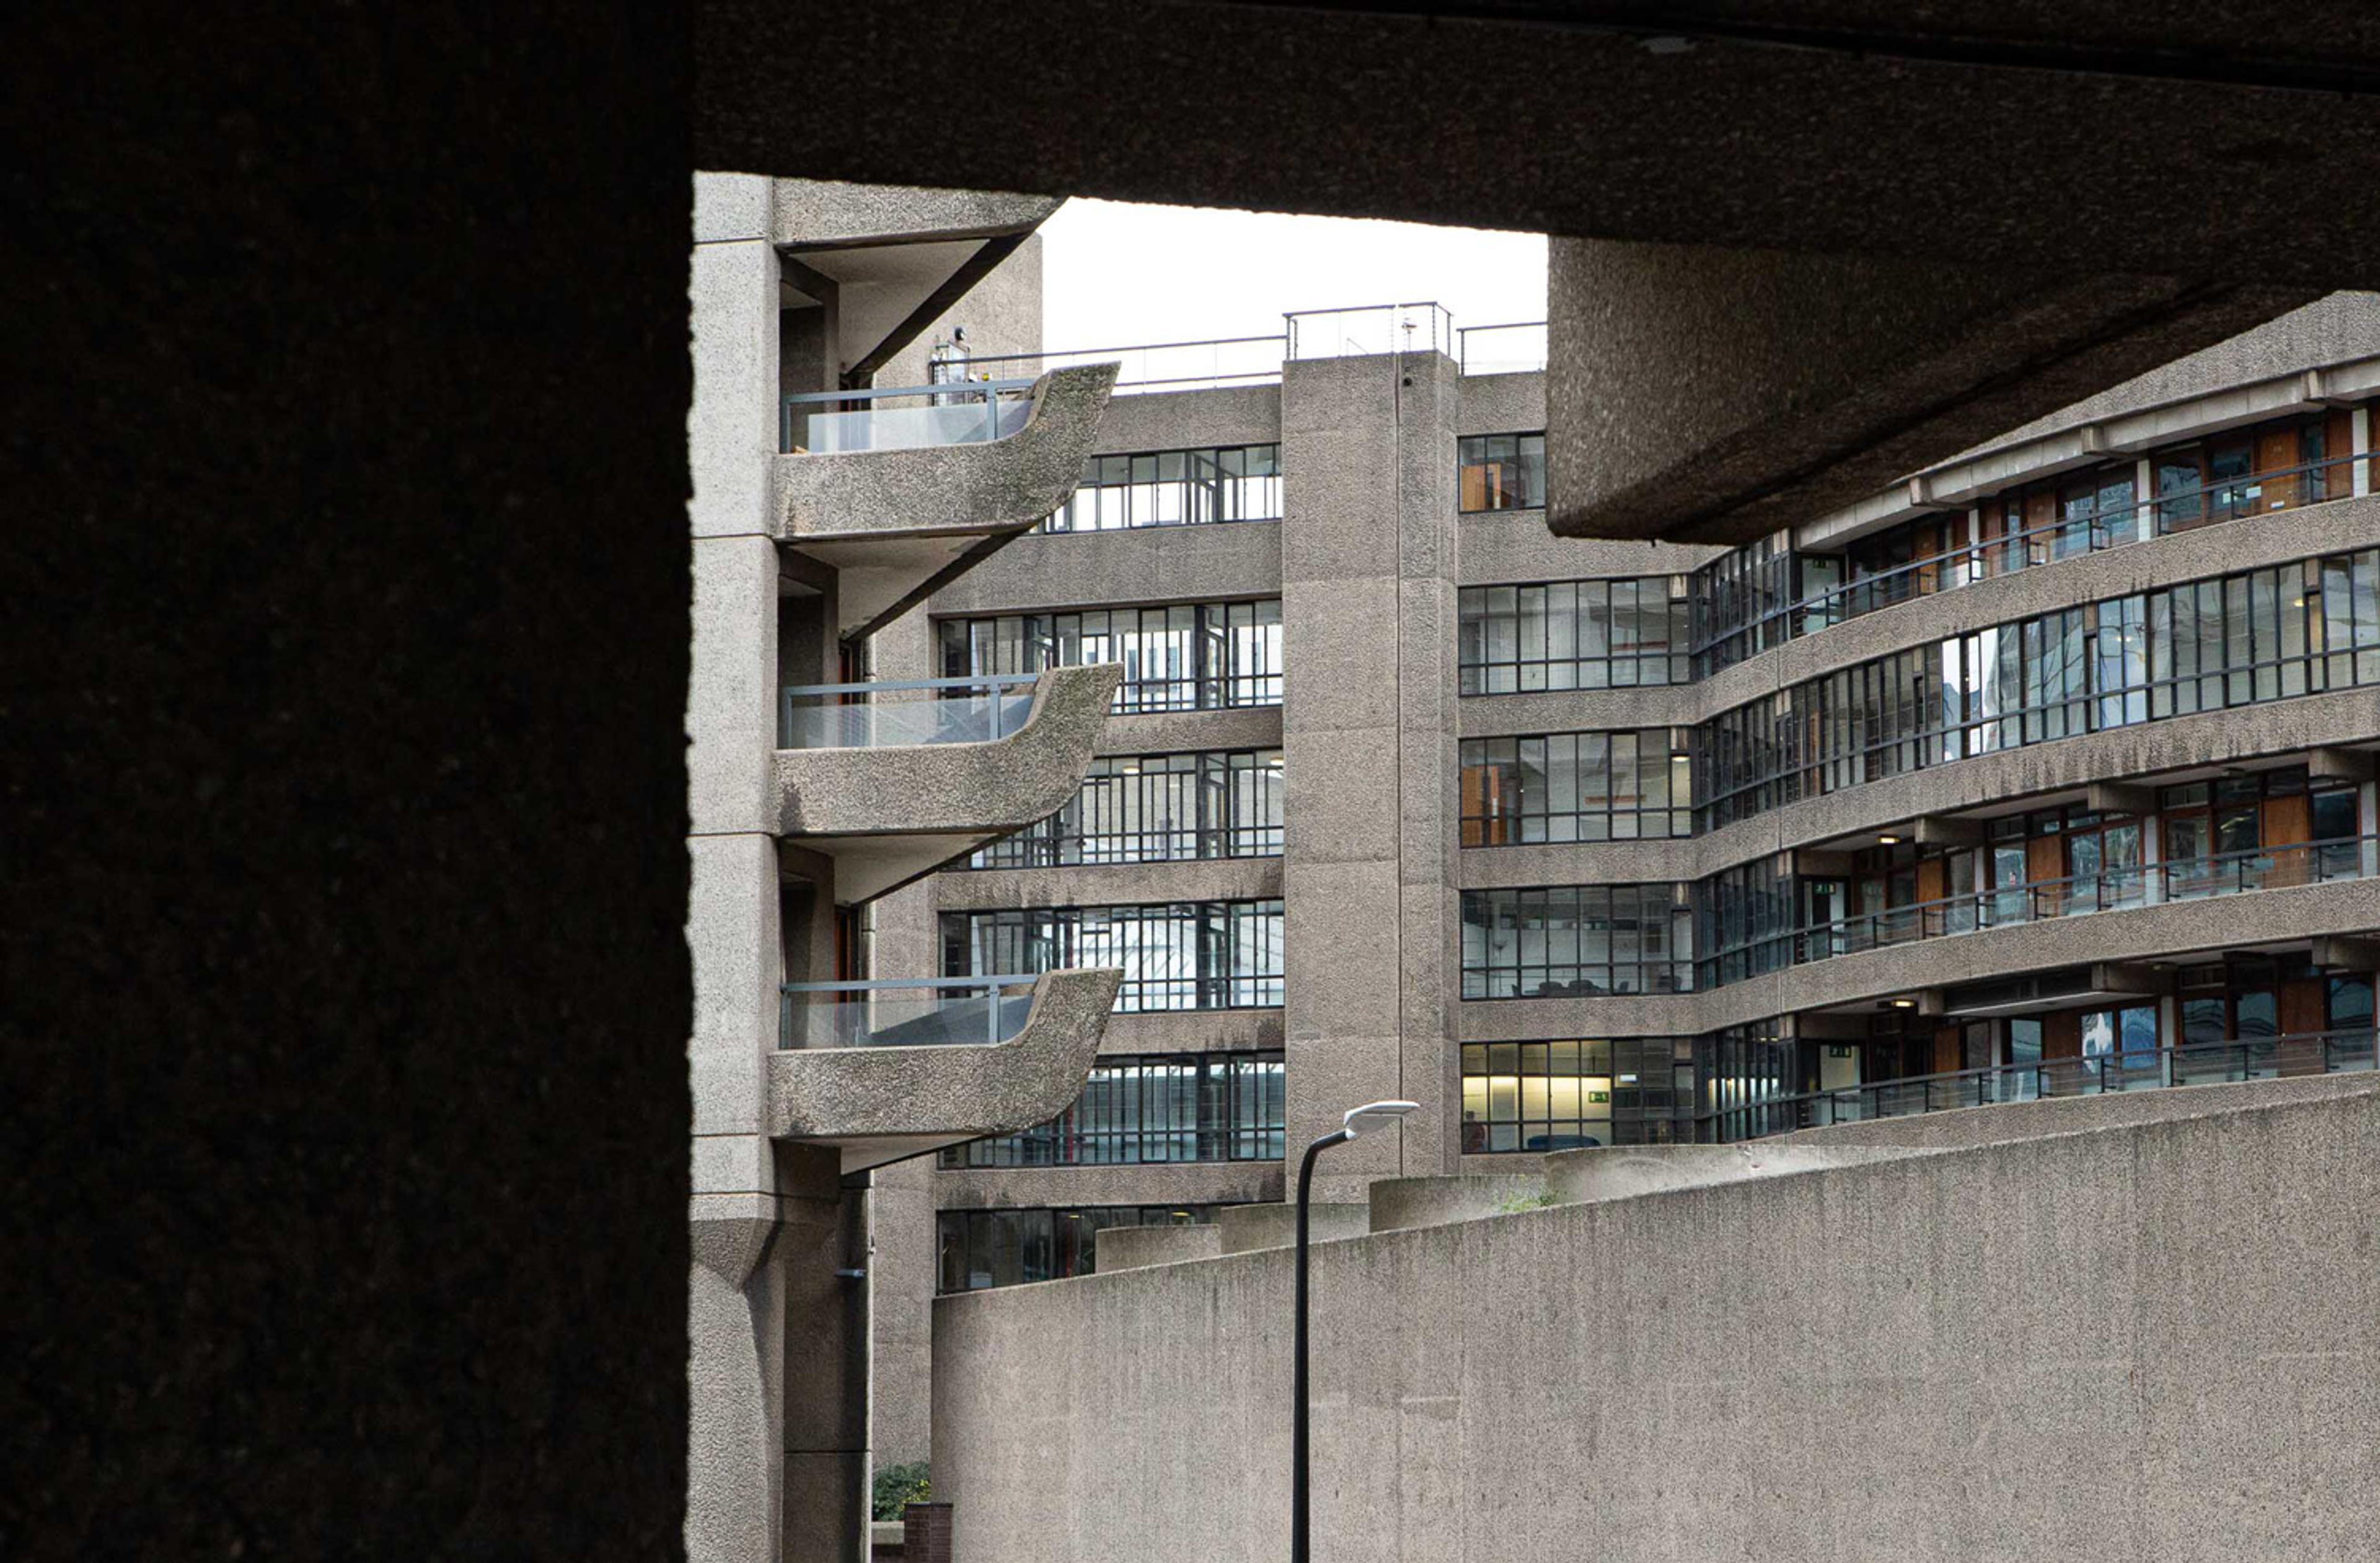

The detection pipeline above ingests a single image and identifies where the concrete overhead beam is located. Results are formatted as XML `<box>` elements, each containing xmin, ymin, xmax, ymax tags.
<box><xmin>1913</xmin><ymin>815</ymin><xmax>1987</xmax><ymax>849</ymax></box>
<box><xmin>2313</xmin><ymin>936</ymin><xmax>2380</xmax><ymax>972</ymax></box>
<box><xmin>1545</xmin><ymin>239</ymin><xmax>2314</xmax><ymax>544</ymax></box>
<box><xmin>2309</xmin><ymin>747</ymin><xmax>2378</xmax><ymax>783</ymax></box>
<box><xmin>2087</xmin><ymin>780</ymin><xmax>2159</xmax><ymax>816</ymax></box>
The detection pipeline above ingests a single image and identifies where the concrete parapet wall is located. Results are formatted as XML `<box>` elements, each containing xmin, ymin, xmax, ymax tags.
<box><xmin>1366</xmin><ymin>1174</ymin><xmax>1544</xmax><ymax>1232</ymax></box>
<box><xmin>935</xmin><ymin>1080</ymin><xmax>2380</xmax><ymax>1562</ymax></box>
<box><xmin>1215</xmin><ymin>1201</ymin><xmax>1367</xmax><ymax>1254</ymax></box>
<box><xmin>1095</xmin><ymin>1224</ymin><xmax>1222</xmax><ymax>1272</ymax></box>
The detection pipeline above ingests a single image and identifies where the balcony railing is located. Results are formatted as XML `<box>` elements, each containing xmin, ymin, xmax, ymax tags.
<box><xmin>1692</xmin><ymin>447</ymin><xmax>2365</xmax><ymax>667</ymax></box>
<box><xmin>780</xmin><ymin>379</ymin><xmax>1034</xmax><ymax>454</ymax></box>
<box><xmin>1702</xmin><ymin>1028</ymin><xmax>2379</xmax><ymax>1142</ymax></box>
<box><xmin>777</xmin><ymin>674</ymin><xmax>1039</xmax><ymax>751</ymax></box>
<box><xmin>1457</xmin><ymin>320</ymin><xmax>1548</xmax><ymax>375</ymax></box>
<box><xmin>777</xmin><ymin>974</ymin><xmax>1039</xmax><ymax>1050</ymax></box>
<box><xmin>1702</xmin><ymin>836</ymin><xmax>2378</xmax><ymax>985</ymax></box>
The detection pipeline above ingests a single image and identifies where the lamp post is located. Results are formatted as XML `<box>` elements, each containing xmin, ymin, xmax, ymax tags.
<box><xmin>1292</xmin><ymin>1099</ymin><xmax>1416</xmax><ymax>1563</ymax></box>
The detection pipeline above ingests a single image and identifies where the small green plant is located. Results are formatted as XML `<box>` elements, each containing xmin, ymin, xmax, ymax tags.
<box><xmin>1493</xmin><ymin>1190</ymin><xmax>1556</xmax><ymax>1215</ymax></box>
<box><xmin>872</xmin><ymin>1461</ymin><xmax>930</xmax><ymax>1521</ymax></box>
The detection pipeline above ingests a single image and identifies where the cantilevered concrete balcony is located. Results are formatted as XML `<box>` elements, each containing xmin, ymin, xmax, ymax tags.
<box><xmin>768</xmin><ymin>968</ymin><xmax>1124</xmax><ymax>1174</ymax></box>
<box><xmin>773</xmin><ymin>663</ymin><xmax>1121</xmax><ymax>903</ymax></box>
<box><xmin>775</xmin><ymin>362</ymin><xmax>1118</xmax><ymax>639</ymax></box>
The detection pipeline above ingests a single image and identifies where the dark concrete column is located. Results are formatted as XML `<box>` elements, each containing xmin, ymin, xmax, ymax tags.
<box><xmin>8</xmin><ymin>6</ymin><xmax>691</xmax><ymax>1557</ymax></box>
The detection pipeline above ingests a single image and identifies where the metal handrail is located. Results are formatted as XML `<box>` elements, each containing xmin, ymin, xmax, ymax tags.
<box><xmin>1700</xmin><ymin>1028</ymin><xmax>2380</xmax><ymax>1140</ymax></box>
<box><xmin>776</xmin><ymin>974</ymin><xmax>1039</xmax><ymax>1050</ymax></box>
<box><xmin>780</xmin><ymin>379</ymin><xmax>1036</xmax><ymax>405</ymax></box>
<box><xmin>1691</xmin><ymin>449</ymin><xmax>2362</xmax><ymax>663</ymax></box>
<box><xmin>1698</xmin><ymin>834</ymin><xmax>2378</xmax><ymax>979</ymax></box>
<box><xmin>1695</xmin><ymin>650</ymin><xmax>2377</xmax><ymax>827</ymax></box>
<box><xmin>780</xmin><ymin>673</ymin><xmax>1041</xmax><ymax>698</ymax></box>
<box><xmin>1457</xmin><ymin>320</ymin><xmax>1548</xmax><ymax>374</ymax></box>
<box><xmin>780</xmin><ymin>974</ymin><xmax>1038</xmax><ymax>992</ymax></box>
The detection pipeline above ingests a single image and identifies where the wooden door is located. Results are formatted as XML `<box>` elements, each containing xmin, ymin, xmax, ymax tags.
<box><xmin>2026</xmin><ymin>833</ymin><xmax>2066</xmax><ymax>918</ymax></box>
<box><xmin>2278</xmin><ymin>979</ymin><xmax>2329</xmax><ymax>1075</ymax></box>
<box><xmin>2022</xmin><ymin>490</ymin><xmax>2058</xmax><ymax>565</ymax></box>
<box><xmin>2262</xmin><ymin>793</ymin><xmax>2311</xmax><ymax>887</ymax></box>
<box><xmin>1931</xmin><ymin>1025</ymin><xmax>1962</xmax><ymax>1076</ymax></box>
<box><xmin>1980</xmin><ymin>501</ymin><xmax>2009</xmax><ymax>576</ymax></box>
<box><xmin>2257</xmin><ymin>428</ymin><xmax>2302</xmax><ymax>511</ymax></box>
<box><xmin>2324</xmin><ymin>410</ymin><xmax>2355</xmax><ymax>501</ymax></box>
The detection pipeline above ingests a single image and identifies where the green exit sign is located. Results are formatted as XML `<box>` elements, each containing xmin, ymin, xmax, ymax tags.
<box><xmin>1828</xmin><ymin>1046</ymin><xmax>1856</xmax><ymax>1059</ymax></box>
<box><xmin>1588</xmin><ymin>1090</ymin><xmax>1610</xmax><ymax>1104</ymax></box>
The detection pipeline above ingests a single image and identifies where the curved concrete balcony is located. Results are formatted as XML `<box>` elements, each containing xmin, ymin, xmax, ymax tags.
<box><xmin>767</xmin><ymin>968</ymin><xmax>1123</xmax><ymax>1175</ymax></box>
<box><xmin>775</xmin><ymin>363</ymin><xmax>1119</xmax><ymax>639</ymax></box>
<box><xmin>774</xmin><ymin>663</ymin><xmax>1121</xmax><ymax>904</ymax></box>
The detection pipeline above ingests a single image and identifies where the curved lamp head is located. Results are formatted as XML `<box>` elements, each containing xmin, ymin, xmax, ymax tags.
<box><xmin>1342</xmin><ymin>1099</ymin><xmax>1419</xmax><ymax>1137</ymax></box>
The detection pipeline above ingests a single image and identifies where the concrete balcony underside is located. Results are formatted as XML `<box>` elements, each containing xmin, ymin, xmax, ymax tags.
<box><xmin>775</xmin><ymin>363</ymin><xmax>1118</xmax><ymax>640</ymax></box>
<box><xmin>767</xmin><ymin>968</ymin><xmax>1122</xmax><ymax>1176</ymax></box>
<box><xmin>1460</xmin><ymin>875</ymin><xmax>2380</xmax><ymax>1042</ymax></box>
<box><xmin>774</xmin><ymin>663</ymin><xmax>1119</xmax><ymax>905</ymax></box>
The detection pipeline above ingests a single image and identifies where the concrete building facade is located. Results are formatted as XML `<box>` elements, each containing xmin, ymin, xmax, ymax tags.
<box><xmin>685</xmin><ymin>174</ymin><xmax>1126</xmax><ymax>1563</ymax></box>
<box><xmin>863</xmin><ymin>295</ymin><xmax>2380</xmax><ymax>1469</ymax></box>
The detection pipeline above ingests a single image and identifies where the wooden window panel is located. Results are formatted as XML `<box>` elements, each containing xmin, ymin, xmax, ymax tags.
<box><xmin>2256</xmin><ymin>427</ymin><xmax>2302</xmax><ymax>512</ymax></box>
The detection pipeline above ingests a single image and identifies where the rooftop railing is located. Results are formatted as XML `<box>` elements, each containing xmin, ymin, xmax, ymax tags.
<box><xmin>780</xmin><ymin>379</ymin><xmax>1035</xmax><ymax>454</ymax></box>
<box><xmin>1458</xmin><ymin>320</ymin><xmax>1548</xmax><ymax>375</ymax></box>
<box><xmin>1702</xmin><ymin>835</ymin><xmax>2379</xmax><ymax>986</ymax></box>
<box><xmin>777</xmin><ymin>674</ymin><xmax>1039</xmax><ymax>751</ymax></box>
<box><xmin>777</xmin><ymin>974</ymin><xmax>1039</xmax><ymax>1050</ymax></box>
<box><xmin>1285</xmin><ymin>301</ymin><xmax>1455</xmax><ymax>361</ymax></box>
<box><xmin>1701</xmin><ymin>1028</ymin><xmax>2379</xmax><ymax>1142</ymax></box>
<box><xmin>953</xmin><ymin>335</ymin><xmax>1287</xmax><ymax>395</ymax></box>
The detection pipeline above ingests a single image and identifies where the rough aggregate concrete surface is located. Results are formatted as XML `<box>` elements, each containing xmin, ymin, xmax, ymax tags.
<box><xmin>4</xmin><ymin>7</ymin><xmax>694</xmax><ymax>1557</ymax></box>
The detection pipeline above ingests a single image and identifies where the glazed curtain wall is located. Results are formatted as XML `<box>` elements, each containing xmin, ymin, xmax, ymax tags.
<box><xmin>938</xmin><ymin>600</ymin><xmax>1284</xmax><ymax>714</ymax></box>
<box><xmin>940</xmin><ymin>1050</ymin><xmax>1285</xmax><ymax>1168</ymax></box>
<box><xmin>1696</xmin><ymin>550</ymin><xmax>2380</xmax><ymax>833</ymax></box>
<box><xmin>1039</xmin><ymin>445</ymin><xmax>1282</xmax><ymax>533</ymax></box>
<box><xmin>942</xmin><ymin>900</ymin><xmax>1285</xmax><ymax>1011</ymax></box>
<box><xmin>969</xmin><ymin>749</ymin><xmax>1284</xmax><ymax>868</ymax></box>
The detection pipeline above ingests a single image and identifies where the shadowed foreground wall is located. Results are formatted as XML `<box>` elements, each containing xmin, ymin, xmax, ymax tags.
<box><xmin>3</xmin><ymin>7</ymin><xmax>692</xmax><ymax>1557</ymax></box>
<box><xmin>935</xmin><ymin>1083</ymin><xmax>2380</xmax><ymax>1563</ymax></box>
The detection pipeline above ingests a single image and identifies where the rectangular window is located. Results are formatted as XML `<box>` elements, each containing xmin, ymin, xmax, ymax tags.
<box><xmin>942</xmin><ymin>900</ymin><xmax>1285</xmax><ymax>1012</ymax></box>
<box><xmin>1461</xmin><ymin>885</ymin><xmax>1694</xmax><ymax>999</ymax></box>
<box><xmin>938</xmin><ymin>600</ymin><xmax>1282</xmax><ymax>714</ymax></box>
<box><xmin>1461</xmin><ymin>1037</ymin><xmax>1693</xmax><ymax>1153</ymax></box>
<box><xmin>1041</xmin><ymin>445</ymin><xmax>1282</xmax><ymax>532</ymax></box>
<box><xmin>1460</xmin><ymin>576</ymin><xmax>1690</xmax><ymax>693</ymax></box>
<box><xmin>970</xmin><ymin>749</ymin><xmax>1285</xmax><ymax>868</ymax></box>
<box><xmin>1459</xmin><ymin>729</ymin><xmax>1692</xmax><ymax>845</ymax></box>
<box><xmin>935</xmin><ymin>1204</ymin><xmax>1223</xmax><ymax>1292</ymax></box>
<box><xmin>941</xmin><ymin>1051</ymin><xmax>1287</xmax><ymax>1168</ymax></box>
<box><xmin>1457</xmin><ymin>432</ymin><xmax>1546</xmax><ymax>512</ymax></box>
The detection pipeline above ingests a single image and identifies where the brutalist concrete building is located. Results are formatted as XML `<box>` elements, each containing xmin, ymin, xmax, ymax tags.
<box><xmin>858</xmin><ymin>292</ymin><xmax>2380</xmax><ymax>1474</ymax></box>
<box><xmin>685</xmin><ymin>175</ymin><xmax>1132</xmax><ymax>1563</ymax></box>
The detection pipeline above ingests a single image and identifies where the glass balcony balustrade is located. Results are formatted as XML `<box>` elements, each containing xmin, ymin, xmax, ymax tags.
<box><xmin>777</xmin><ymin>975</ymin><xmax>1039</xmax><ymax>1051</ymax></box>
<box><xmin>777</xmin><ymin>674</ymin><xmax>1039</xmax><ymax>751</ymax></box>
<box><xmin>1703</xmin><ymin>1028</ymin><xmax>2379</xmax><ymax>1142</ymax></box>
<box><xmin>1696</xmin><ymin>835</ymin><xmax>2378</xmax><ymax>984</ymax></box>
<box><xmin>781</xmin><ymin>379</ymin><xmax>1035</xmax><ymax>454</ymax></box>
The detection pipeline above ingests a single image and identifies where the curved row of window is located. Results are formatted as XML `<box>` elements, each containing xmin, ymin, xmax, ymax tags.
<box><xmin>1695</xmin><ymin>549</ymin><xmax>2379</xmax><ymax>833</ymax></box>
<box><xmin>938</xmin><ymin>600</ymin><xmax>1284</xmax><ymax>714</ymax></box>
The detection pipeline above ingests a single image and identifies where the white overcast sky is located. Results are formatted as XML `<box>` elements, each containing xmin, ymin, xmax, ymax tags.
<box><xmin>1038</xmin><ymin>199</ymin><xmax>1546</xmax><ymax>351</ymax></box>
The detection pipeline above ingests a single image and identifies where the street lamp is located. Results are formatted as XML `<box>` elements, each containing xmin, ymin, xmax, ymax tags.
<box><xmin>1291</xmin><ymin>1099</ymin><xmax>1416</xmax><ymax>1563</ymax></box>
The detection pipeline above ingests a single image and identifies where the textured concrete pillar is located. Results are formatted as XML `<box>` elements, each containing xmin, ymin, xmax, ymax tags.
<box><xmin>1545</xmin><ymin>236</ymin><xmax>2313</xmax><ymax>545</ymax></box>
<box><xmin>689</xmin><ymin>170</ymin><xmax>793</xmax><ymax>1563</ymax></box>
<box><xmin>1280</xmin><ymin>350</ymin><xmax>1459</xmax><ymax>1199</ymax></box>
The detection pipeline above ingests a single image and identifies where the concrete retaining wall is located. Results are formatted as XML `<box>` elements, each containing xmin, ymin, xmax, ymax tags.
<box><xmin>934</xmin><ymin>1079</ymin><xmax>2380</xmax><ymax>1563</ymax></box>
